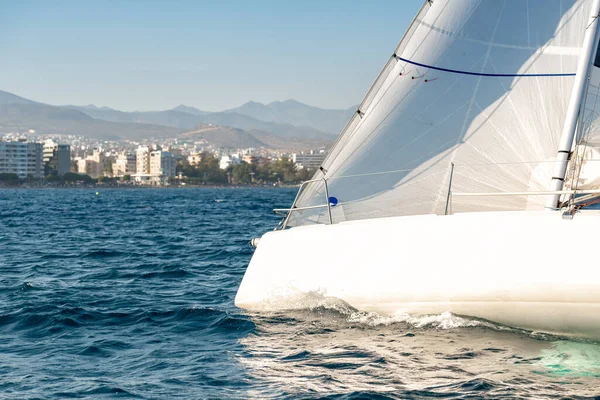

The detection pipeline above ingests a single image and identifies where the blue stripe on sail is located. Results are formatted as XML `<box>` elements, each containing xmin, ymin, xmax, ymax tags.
<box><xmin>397</xmin><ymin>57</ymin><xmax>576</xmax><ymax>78</ymax></box>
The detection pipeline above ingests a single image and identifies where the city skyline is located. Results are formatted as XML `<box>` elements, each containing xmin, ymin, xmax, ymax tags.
<box><xmin>0</xmin><ymin>0</ymin><xmax>421</xmax><ymax>111</ymax></box>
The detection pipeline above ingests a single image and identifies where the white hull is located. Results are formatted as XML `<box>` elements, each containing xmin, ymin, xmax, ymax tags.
<box><xmin>235</xmin><ymin>211</ymin><xmax>600</xmax><ymax>340</ymax></box>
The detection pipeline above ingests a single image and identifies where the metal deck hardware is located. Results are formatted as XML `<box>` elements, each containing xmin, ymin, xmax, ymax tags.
<box><xmin>273</xmin><ymin>178</ymin><xmax>333</xmax><ymax>230</ymax></box>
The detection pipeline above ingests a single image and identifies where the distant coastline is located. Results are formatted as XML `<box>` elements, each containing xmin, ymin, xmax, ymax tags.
<box><xmin>0</xmin><ymin>183</ymin><xmax>299</xmax><ymax>190</ymax></box>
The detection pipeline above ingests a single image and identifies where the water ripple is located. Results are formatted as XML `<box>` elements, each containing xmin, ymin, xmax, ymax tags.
<box><xmin>1</xmin><ymin>188</ymin><xmax>599</xmax><ymax>398</ymax></box>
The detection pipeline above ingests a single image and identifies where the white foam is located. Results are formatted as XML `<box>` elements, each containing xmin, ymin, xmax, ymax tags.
<box><xmin>254</xmin><ymin>289</ymin><xmax>356</xmax><ymax>314</ymax></box>
<box><xmin>253</xmin><ymin>290</ymin><xmax>490</xmax><ymax>330</ymax></box>
<box><xmin>347</xmin><ymin>310</ymin><xmax>483</xmax><ymax>329</ymax></box>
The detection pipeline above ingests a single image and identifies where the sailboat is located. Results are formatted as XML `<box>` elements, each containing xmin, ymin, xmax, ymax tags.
<box><xmin>236</xmin><ymin>0</ymin><xmax>600</xmax><ymax>340</ymax></box>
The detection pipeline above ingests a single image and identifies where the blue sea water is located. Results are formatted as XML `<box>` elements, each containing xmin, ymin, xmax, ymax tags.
<box><xmin>1</xmin><ymin>188</ymin><xmax>599</xmax><ymax>399</ymax></box>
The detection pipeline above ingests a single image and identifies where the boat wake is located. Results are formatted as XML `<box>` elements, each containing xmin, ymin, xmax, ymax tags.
<box><xmin>348</xmin><ymin>310</ymin><xmax>484</xmax><ymax>330</ymax></box>
<box><xmin>537</xmin><ymin>341</ymin><xmax>600</xmax><ymax>377</ymax></box>
<box><xmin>249</xmin><ymin>290</ymin><xmax>549</xmax><ymax>337</ymax></box>
<box><xmin>241</xmin><ymin>292</ymin><xmax>600</xmax><ymax>397</ymax></box>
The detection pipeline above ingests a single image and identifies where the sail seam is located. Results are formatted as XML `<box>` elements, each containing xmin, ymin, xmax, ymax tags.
<box><xmin>432</xmin><ymin>0</ymin><xmax>507</xmax><ymax>214</ymax></box>
<box><xmin>397</xmin><ymin>57</ymin><xmax>576</xmax><ymax>77</ymax></box>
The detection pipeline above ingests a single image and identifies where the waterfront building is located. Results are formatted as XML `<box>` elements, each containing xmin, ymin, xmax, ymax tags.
<box><xmin>112</xmin><ymin>152</ymin><xmax>136</xmax><ymax>177</ymax></box>
<box><xmin>136</xmin><ymin>146</ymin><xmax>151</xmax><ymax>174</ymax></box>
<box><xmin>219</xmin><ymin>154</ymin><xmax>241</xmax><ymax>170</ymax></box>
<box><xmin>292</xmin><ymin>150</ymin><xmax>327</xmax><ymax>170</ymax></box>
<box><xmin>131</xmin><ymin>149</ymin><xmax>175</xmax><ymax>185</ymax></box>
<box><xmin>0</xmin><ymin>140</ymin><xmax>43</xmax><ymax>179</ymax></box>
<box><xmin>74</xmin><ymin>148</ymin><xmax>108</xmax><ymax>178</ymax></box>
<box><xmin>76</xmin><ymin>157</ymin><xmax>96</xmax><ymax>177</ymax></box>
<box><xmin>77</xmin><ymin>149</ymin><xmax>104</xmax><ymax>178</ymax></box>
<box><xmin>90</xmin><ymin>148</ymin><xmax>107</xmax><ymax>178</ymax></box>
<box><xmin>149</xmin><ymin>150</ymin><xmax>175</xmax><ymax>178</ymax></box>
<box><xmin>58</xmin><ymin>145</ymin><xmax>71</xmax><ymax>175</ymax></box>
<box><xmin>43</xmin><ymin>139</ymin><xmax>71</xmax><ymax>176</ymax></box>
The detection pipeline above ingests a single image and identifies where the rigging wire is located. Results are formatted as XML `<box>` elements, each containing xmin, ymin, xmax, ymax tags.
<box><xmin>294</xmin><ymin>1</ymin><xmax>595</xmax><ymax>222</ymax></box>
<box><xmin>570</xmin><ymin>79</ymin><xmax>600</xmax><ymax>209</ymax></box>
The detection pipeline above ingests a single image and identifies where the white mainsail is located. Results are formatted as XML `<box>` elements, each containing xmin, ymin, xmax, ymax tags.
<box><xmin>289</xmin><ymin>0</ymin><xmax>596</xmax><ymax>226</ymax></box>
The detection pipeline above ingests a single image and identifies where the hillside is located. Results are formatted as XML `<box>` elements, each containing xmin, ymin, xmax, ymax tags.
<box><xmin>224</xmin><ymin>99</ymin><xmax>355</xmax><ymax>135</ymax></box>
<box><xmin>64</xmin><ymin>105</ymin><xmax>205</xmax><ymax>129</ymax></box>
<box><xmin>0</xmin><ymin>103</ymin><xmax>181</xmax><ymax>140</ymax></box>
<box><xmin>249</xmin><ymin>130</ymin><xmax>331</xmax><ymax>150</ymax></box>
<box><xmin>179</xmin><ymin>124</ymin><xmax>332</xmax><ymax>150</ymax></box>
<box><xmin>179</xmin><ymin>125</ymin><xmax>266</xmax><ymax>148</ymax></box>
<box><xmin>172</xmin><ymin>105</ymin><xmax>210</xmax><ymax>116</ymax></box>
<box><xmin>0</xmin><ymin>90</ymin><xmax>38</xmax><ymax>106</ymax></box>
<box><xmin>0</xmin><ymin>90</ymin><xmax>342</xmax><ymax>149</ymax></box>
<box><xmin>66</xmin><ymin>102</ymin><xmax>337</xmax><ymax>140</ymax></box>
<box><xmin>192</xmin><ymin>111</ymin><xmax>334</xmax><ymax>140</ymax></box>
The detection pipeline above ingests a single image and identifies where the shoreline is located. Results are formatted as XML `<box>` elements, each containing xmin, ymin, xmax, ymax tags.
<box><xmin>0</xmin><ymin>184</ymin><xmax>300</xmax><ymax>190</ymax></box>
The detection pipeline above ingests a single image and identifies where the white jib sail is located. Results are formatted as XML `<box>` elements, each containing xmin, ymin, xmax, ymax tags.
<box><xmin>289</xmin><ymin>0</ymin><xmax>596</xmax><ymax>226</ymax></box>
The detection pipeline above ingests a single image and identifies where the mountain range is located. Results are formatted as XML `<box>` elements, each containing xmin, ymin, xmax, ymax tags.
<box><xmin>0</xmin><ymin>90</ymin><xmax>355</xmax><ymax>149</ymax></box>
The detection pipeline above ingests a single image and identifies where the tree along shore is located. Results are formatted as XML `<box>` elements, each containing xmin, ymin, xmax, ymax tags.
<box><xmin>0</xmin><ymin>154</ymin><xmax>314</xmax><ymax>188</ymax></box>
<box><xmin>177</xmin><ymin>154</ymin><xmax>312</xmax><ymax>185</ymax></box>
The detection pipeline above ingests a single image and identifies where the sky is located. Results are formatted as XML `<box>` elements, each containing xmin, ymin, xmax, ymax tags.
<box><xmin>0</xmin><ymin>0</ymin><xmax>421</xmax><ymax>112</ymax></box>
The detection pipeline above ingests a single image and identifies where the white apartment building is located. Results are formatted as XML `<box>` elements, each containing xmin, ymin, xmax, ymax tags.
<box><xmin>219</xmin><ymin>154</ymin><xmax>241</xmax><ymax>170</ymax></box>
<box><xmin>75</xmin><ymin>148</ymin><xmax>108</xmax><ymax>178</ymax></box>
<box><xmin>136</xmin><ymin>146</ymin><xmax>151</xmax><ymax>174</ymax></box>
<box><xmin>292</xmin><ymin>150</ymin><xmax>327</xmax><ymax>170</ymax></box>
<box><xmin>76</xmin><ymin>158</ymin><xmax>96</xmax><ymax>177</ymax></box>
<box><xmin>78</xmin><ymin>148</ymin><xmax>106</xmax><ymax>178</ymax></box>
<box><xmin>0</xmin><ymin>140</ymin><xmax>43</xmax><ymax>179</ymax></box>
<box><xmin>150</xmin><ymin>150</ymin><xmax>175</xmax><ymax>178</ymax></box>
<box><xmin>42</xmin><ymin>140</ymin><xmax>56</xmax><ymax>170</ymax></box>
<box><xmin>132</xmin><ymin>148</ymin><xmax>175</xmax><ymax>185</ymax></box>
<box><xmin>112</xmin><ymin>152</ymin><xmax>136</xmax><ymax>177</ymax></box>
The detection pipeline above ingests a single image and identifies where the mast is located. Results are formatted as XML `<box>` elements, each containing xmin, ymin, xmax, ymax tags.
<box><xmin>546</xmin><ymin>0</ymin><xmax>600</xmax><ymax>210</ymax></box>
